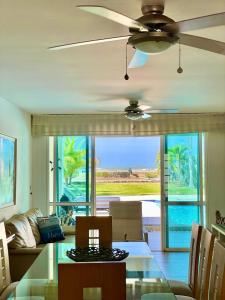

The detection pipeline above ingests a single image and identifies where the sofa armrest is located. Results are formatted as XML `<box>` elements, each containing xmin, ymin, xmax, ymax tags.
<box><xmin>9</xmin><ymin>247</ymin><xmax>43</xmax><ymax>281</ymax></box>
<box><xmin>9</xmin><ymin>247</ymin><xmax>43</xmax><ymax>255</ymax></box>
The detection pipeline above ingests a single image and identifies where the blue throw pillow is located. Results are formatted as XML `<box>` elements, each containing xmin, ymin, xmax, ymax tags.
<box><xmin>37</xmin><ymin>216</ymin><xmax>65</xmax><ymax>243</ymax></box>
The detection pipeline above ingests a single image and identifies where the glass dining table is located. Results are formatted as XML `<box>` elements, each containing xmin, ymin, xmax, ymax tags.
<box><xmin>8</xmin><ymin>242</ymin><xmax>176</xmax><ymax>300</ymax></box>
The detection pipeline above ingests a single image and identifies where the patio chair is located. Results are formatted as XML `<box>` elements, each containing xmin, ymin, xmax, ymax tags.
<box><xmin>76</xmin><ymin>216</ymin><xmax>112</xmax><ymax>248</ymax></box>
<box><xmin>0</xmin><ymin>222</ymin><xmax>19</xmax><ymax>300</ymax></box>
<box><xmin>109</xmin><ymin>201</ymin><xmax>148</xmax><ymax>242</ymax></box>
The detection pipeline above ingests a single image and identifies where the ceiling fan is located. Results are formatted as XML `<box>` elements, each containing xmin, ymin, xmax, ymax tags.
<box><xmin>48</xmin><ymin>0</ymin><xmax>225</xmax><ymax>68</ymax></box>
<box><xmin>123</xmin><ymin>100</ymin><xmax>177</xmax><ymax>120</ymax></box>
<box><xmin>95</xmin><ymin>91</ymin><xmax>178</xmax><ymax>120</ymax></box>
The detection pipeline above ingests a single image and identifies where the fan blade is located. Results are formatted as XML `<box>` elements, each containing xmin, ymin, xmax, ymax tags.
<box><xmin>48</xmin><ymin>35</ymin><xmax>130</xmax><ymax>50</ymax></box>
<box><xmin>139</xmin><ymin>105</ymin><xmax>152</xmax><ymax>111</ymax></box>
<box><xmin>91</xmin><ymin>89</ymin><xmax>149</xmax><ymax>102</ymax></box>
<box><xmin>96</xmin><ymin>110</ymin><xmax>122</xmax><ymax>113</ymax></box>
<box><xmin>179</xmin><ymin>34</ymin><xmax>225</xmax><ymax>55</ymax></box>
<box><xmin>128</xmin><ymin>50</ymin><xmax>149</xmax><ymax>68</ymax></box>
<box><xmin>77</xmin><ymin>5</ymin><xmax>149</xmax><ymax>31</ymax></box>
<box><xmin>163</xmin><ymin>12</ymin><xmax>225</xmax><ymax>33</ymax></box>
<box><xmin>142</xmin><ymin>113</ymin><xmax>151</xmax><ymax>119</ymax></box>
<box><xmin>146</xmin><ymin>109</ymin><xmax>178</xmax><ymax>113</ymax></box>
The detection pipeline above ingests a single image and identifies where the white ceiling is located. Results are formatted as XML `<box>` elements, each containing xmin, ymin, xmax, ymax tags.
<box><xmin>0</xmin><ymin>0</ymin><xmax>225</xmax><ymax>114</ymax></box>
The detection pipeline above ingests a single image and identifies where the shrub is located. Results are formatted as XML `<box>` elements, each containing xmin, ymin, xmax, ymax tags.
<box><xmin>145</xmin><ymin>170</ymin><xmax>159</xmax><ymax>179</ymax></box>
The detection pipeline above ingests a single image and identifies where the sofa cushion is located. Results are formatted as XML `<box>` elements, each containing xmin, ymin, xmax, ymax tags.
<box><xmin>24</xmin><ymin>208</ymin><xmax>43</xmax><ymax>244</ymax></box>
<box><xmin>37</xmin><ymin>216</ymin><xmax>65</xmax><ymax>243</ymax></box>
<box><xmin>5</xmin><ymin>214</ymin><xmax>36</xmax><ymax>249</ymax></box>
<box><xmin>62</xmin><ymin>224</ymin><xmax>75</xmax><ymax>236</ymax></box>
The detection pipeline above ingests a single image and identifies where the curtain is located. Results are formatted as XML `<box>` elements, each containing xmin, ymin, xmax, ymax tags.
<box><xmin>32</xmin><ymin>113</ymin><xmax>225</xmax><ymax>136</ymax></box>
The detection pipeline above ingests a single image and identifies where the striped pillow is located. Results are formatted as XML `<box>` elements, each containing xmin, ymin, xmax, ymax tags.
<box><xmin>37</xmin><ymin>216</ymin><xmax>65</xmax><ymax>243</ymax></box>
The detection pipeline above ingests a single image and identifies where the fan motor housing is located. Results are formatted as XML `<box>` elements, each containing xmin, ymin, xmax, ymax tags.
<box><xmin>125</xmin><ymin>101</ymin><xmax>142</xmax><ymax>114</ymax></box>
<box><xmin>125</xmin><ymin>106</ymin><xmax>143</xmax><ymax>114</ymax></box>
<box><xmin>130</xmin><ymin>14</ymin><xmax>178</xmax><ymax>33</ymax></box>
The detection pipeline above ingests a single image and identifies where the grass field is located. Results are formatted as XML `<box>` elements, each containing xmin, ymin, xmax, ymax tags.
<box><xmin>96</xmin><ymin>182</ymin><xmax>160</xmax><ymax>195</ymax></box>
<box><xmin>96</xmin><ymin>182</ymin><xmax>196</xmax><ymax>196</ymax></box>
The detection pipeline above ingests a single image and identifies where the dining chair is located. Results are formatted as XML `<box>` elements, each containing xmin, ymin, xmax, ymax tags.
<box><xmin>169</xmin><ymin>223</ymin><xmax>203</xmax><ymax>297</ymax></box>
<box><xmin>109</xmin><ymin>201</ymin><xmax>148</xmax><ymax>242</ymax></box>
<box><xmin>208</xmin><ymin>240</ymin><xmax>225</xmax><ymax>300</ymax></box>
<box><xmin>0</xmin><ymin>222</ymin><xmax>19</xmax><ymax>300</ymax></box>
<box><xmin>76</xmin><ymin>216</ymin><xmax>112</xmax><ymax>248</ymax></box>
<box><xmin>175</xmin><ymin>228</ymin><xmax>215</xmax><ymax>300</ymax></box>
<box><xmin>58</xmin><ymin>262</ymin><xmax>126</xmax><ymax>300</ymax></box>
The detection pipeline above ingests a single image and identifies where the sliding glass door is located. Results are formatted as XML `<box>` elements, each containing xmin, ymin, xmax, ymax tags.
<box><xmin>163</xmin><ymin>133</ymin><xmax>203</xmax><ymax>250</ymax></box>
<box><xmin>48</xmin><ymin>133</ymin><xmax>204</xmax><ymax>250</ymax></box>
<box><xmin>50</xmin><ymin>136</ymin><xmax>93</xmax><ymax>225</ymax></box>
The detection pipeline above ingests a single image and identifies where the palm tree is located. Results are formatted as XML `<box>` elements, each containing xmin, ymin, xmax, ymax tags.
<box><xmin>63</xmin><ymin>137</ymin><xmax>85</xmax><ymax>185</ymax></box>
<box><xmin>168</xmin><ymin>144</ymin><xmax>198</xmax><ymax>188</ymax></box>
<box><xmin>168</xmin><ymin>145</ymin><xmax>189</xmax><ymax>184</ymax></box>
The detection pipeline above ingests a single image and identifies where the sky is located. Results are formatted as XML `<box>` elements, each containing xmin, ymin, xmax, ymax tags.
<box><xmin>95</xmin><ymin>137</ymin><xmax>160</xmax><ymax>169</ymax></box>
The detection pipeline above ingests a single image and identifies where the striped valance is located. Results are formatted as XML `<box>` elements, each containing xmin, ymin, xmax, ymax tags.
<box><xmin>32</xmin><ymin>113</ymin><xmax>225</xmax><ymax>136</ymax></box>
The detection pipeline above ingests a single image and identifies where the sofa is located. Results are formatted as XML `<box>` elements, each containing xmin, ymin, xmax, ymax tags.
<box><xmin>5</xmin><ymin>208</ymin><xmax>75</xmax><ymax>281</ymax></box>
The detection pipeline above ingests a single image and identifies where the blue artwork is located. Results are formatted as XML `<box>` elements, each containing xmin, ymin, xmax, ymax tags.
<box><xmin>0</xmin><ymin>134</ymin><xmax>16</xmax><ymax>208</ymax></box>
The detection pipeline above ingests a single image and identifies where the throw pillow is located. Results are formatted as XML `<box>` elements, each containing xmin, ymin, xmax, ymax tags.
<box><xmin>37</xmin><ymin>216</ymin><xmax>65</xmax><ymax>243</ymax></box>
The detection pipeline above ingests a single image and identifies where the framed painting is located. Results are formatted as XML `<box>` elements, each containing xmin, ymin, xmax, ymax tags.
<box><xmin>0</xmin><ymin>133</ymin><xmax>17</xmax><ymax>208</ymax></box>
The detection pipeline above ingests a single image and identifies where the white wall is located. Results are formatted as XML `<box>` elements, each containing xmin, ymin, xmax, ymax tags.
<box><xmin>205</xmin><ymin>131</ymin><xmax>225</xmax><ymax>226</ymax></box>
<box><xmin>0</xmin><ymin>97</ymin><xmax>31</xmax><ymax>220</ymax></box>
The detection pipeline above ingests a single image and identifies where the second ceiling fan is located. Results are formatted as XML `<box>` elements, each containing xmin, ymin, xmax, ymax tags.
<box><xmin>49</xmin><ymin>0</ymin><xmax>225</xmax><ymax>68</ymax></box>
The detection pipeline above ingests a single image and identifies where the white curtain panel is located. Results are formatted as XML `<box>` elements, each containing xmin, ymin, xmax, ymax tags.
<box><xmin>32</xmin><ymin>113</ymin><xmax>225</xmax><ymax>136</ymax></box>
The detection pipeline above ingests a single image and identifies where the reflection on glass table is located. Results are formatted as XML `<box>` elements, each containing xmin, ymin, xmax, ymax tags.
<box><xmin>8</xmin><ymin>242</ymin><xmax>176</xmax><ymax>300</ymax></box>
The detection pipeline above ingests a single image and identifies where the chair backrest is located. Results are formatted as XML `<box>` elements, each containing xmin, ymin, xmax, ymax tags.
<box><xmin>196</xmin><ymin>228</ymin><xmax>215</xmax><ymax>300</ymax></box>
<box><xmin>58</xmin><ymin>262</ymin><xmax>126</xmax><ymax>300</ymax></box>
<box><xmin>0</xmin><ymin>222</ymin><xmax>11</xmax><ymax>295</ymax></box>
<box><xmin>208</xmin><ymin>241</ymin><xmax>225</xmax><ymax>300</ymax></box>
<box><xmin>109</xmin><ymin>201</ymin><xmax>143</xmax><ymax>241</ymax></box>
<box><xmin>188</xmin><ymin>223</ymin><xmax>203</xmax><ymax>296</ymax></box>
<box><xmin>76</xmin><ymin>216</ymin><xmax>112</xmax><ymax>248</ymax></box>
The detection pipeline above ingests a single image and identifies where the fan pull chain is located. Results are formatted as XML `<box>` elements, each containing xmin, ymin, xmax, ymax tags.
<box><xmin>177</xmin><ymin>39</ymin><xmax>183</xmax><ymax>74</ymax></box>
<box><xmin>124</xmin><ymin>43</ymin><xmax>129</xmax><ymax>80</ymax></box>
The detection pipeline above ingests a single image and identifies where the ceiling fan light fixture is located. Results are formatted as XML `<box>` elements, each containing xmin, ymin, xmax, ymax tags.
<box><xmin>125</xmin><ymin>112</ymin><xmax>151</xmax><ymax>120</ymax></box>
<box><xmin>128</xmin><ymin>32</ymin><xmax>178</xmax><ymax>54</ymax></box>
<box><xmin>136</xmin><ymin>40</ymin><xmax>172</xmax><ymax>54</ymax></box>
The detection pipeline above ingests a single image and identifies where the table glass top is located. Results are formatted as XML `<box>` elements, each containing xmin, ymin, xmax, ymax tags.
<box><xmin>8</xmin><ymin>242</ymin><xmax>176</xmax><ymax>300</ymax></box>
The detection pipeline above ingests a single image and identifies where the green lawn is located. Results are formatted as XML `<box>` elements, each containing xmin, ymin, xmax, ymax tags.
<box><xmin>67</xmin><ymin>182</ymin><xmax>197</xmax><ymax>196</ymax></box>
<box><xmin>96</xmin><ymin>182</ymin><xmax>160</xmax><ymax>196</ymax></box>
<box><xmin>96</xmin><ymin>182</ymin><xmax>196</xmax><ymax>196</ymax></box>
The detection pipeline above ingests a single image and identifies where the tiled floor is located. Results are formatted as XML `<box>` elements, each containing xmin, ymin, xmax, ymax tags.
<box><xmin>153</xmin><ymin>251</ymin><xmax>189</xmax><ymax>283</ymax></box>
